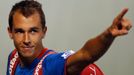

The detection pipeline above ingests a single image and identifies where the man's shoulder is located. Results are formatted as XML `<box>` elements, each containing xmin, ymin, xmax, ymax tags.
<box><xmin>45</xmin><ymin>49</ymin><xmax>75</xmax><ymax>60</ymax></box>
<box><xmin>8</xmin><ymin>49</ymin><xmax>17</xmax><ymax>59</ymax></box>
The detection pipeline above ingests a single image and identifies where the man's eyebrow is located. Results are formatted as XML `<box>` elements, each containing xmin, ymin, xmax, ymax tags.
<box><xmin>14</xmin><ymin>28</ymin><xmax>24</xmax><ymax>31</ymax></box>
<box><xmin>30</xmin><ymin>27</ymin><xmax>40</xmax><ymax>30</ymax></box>
<box><xmin>13</xmin><ymin>27</ymin><xmax>41</xmax><ymax>32</ymax></box>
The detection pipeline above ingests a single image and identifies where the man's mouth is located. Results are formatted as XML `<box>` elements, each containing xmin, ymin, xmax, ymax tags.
<box><xmin>21</xmin><ymin>46</ymin><xmax>34</xmax><ymax>51</ymax></box>
<box><xmin>19</xmin><ymin>45</ymin><xmax>35</xmax><ymax>55</ymax></box>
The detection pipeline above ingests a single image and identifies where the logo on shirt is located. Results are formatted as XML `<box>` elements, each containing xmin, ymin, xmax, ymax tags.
<box><xmin>9</xmin><ymin>52</ymin><xmax>18</xmax><ymax>75</ymax></box>
<box><xmin>61</xmin><ymin>50</ymin><xmax>75</xmax><ymax>59</ymax></box>
<box><xmin>89</xmin><ymin>66</ymin><xmax>96</xmax><ymax>75</ymax></box>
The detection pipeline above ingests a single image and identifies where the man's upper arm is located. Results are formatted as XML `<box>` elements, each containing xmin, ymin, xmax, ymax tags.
<box><xmin>66</xmin><ymin>49</ymin><xmax>92</xmax><ymax>75</ymax></box>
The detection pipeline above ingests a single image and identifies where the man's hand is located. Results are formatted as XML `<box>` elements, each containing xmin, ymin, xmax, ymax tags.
<box><xmin>109</xmin><ymin>8</ymin><xmax>132</xmax><ymax>37</ymax></box>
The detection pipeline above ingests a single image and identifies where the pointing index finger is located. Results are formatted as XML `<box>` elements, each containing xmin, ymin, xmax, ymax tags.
<box><xmin>117</xmin><ymin>8</ymin><xmax>128</xmax><ymax>20</ymax></box>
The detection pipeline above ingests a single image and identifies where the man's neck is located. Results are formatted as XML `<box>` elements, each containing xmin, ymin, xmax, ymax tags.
<box><xmin>18</xmin><ymin>46</ymin><xmax>45</xmax><ymax>67</ymax></box>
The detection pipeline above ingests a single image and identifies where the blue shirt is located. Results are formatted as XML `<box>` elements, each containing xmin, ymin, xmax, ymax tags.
<box><xmin>7</xmin><ymin>49</ymin><xmax>73</xmax><ymax>75</ymax></box>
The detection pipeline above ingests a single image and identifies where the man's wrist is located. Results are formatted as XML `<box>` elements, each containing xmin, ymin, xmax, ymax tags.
<box><xmin>100</xmin><ymin>28</ymin><xmax>115</xmax><ymax>44</ymax></box>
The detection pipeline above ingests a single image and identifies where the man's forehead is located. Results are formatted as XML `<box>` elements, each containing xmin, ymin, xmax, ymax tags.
<box><xmin>12</xmin><ymin>11</ymin><xmax>41</xmax><ymax>27</ymax></box>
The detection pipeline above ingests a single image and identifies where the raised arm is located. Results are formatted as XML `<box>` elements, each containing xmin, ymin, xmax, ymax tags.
<box><xmin>66</xmin><ymin>8</ymin><xmax>132</xmax><ymax>75</ymax></box>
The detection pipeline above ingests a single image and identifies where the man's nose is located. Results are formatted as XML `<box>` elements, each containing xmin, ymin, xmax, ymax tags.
<box><xmin>23</xmin><ymin>33</ymin><xmax>31</xmax><ymax>45</ymax></box>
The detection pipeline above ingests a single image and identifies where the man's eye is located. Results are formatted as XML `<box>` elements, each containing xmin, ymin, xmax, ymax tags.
<box><xmin>14</xmin><ymin>29</ymin><xmax>24</xmax><ymax>34</ymax></box>
<box><xmin>30</xmin><ymin>30</ymin><xmax>38</xmax><ymax>33</ymax></box>
<box><xmin>15</xmin><ymin>31</ymin><xmax>24</xmax><ymax>34</ymax></box>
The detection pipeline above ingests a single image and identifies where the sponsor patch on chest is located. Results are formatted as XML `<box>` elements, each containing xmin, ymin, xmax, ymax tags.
<box><xmin>61</xmin><ymin>50</ymin><xmax>75</xmax><ymax>59</ymax></box>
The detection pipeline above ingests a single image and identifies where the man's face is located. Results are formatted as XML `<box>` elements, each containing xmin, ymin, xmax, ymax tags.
<box><xmin>8</xmin><ymin>11</ymin><xmax>47</xmax><ymax>58</ymax></box>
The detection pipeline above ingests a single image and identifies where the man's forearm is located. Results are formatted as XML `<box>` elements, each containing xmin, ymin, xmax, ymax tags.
<box><xmin>81</xmin><ymin>28</ymin><xmax>115</xmax><ymax>62</ymax></box>
<box><xmin>66</xmin><ymin>29</ymin><xmax>115</xmax><ymax>75</ymax></box>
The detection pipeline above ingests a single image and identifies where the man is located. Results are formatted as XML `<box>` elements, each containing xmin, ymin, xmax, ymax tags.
<box><xmin>6</xmin><ymin>0</ymin><xmax>132</xmax><ymax>75</ymax></box>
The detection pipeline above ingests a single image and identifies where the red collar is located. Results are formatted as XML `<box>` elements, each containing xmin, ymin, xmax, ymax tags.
<box><xmin>37</xmin><ymin>48</ymin><xmax>48</xmax><ymax>59</ymax></box>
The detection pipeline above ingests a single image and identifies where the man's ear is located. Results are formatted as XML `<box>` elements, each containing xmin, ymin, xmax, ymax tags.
<box><xmin>42</xmin><ymin>26</ymin><xmax>47</xmax><ymax>38</ymax></box>
<box><xmin>7</xmin><ymin>27</ymin><xmax>13</xmax><ymax>39</ymax></box>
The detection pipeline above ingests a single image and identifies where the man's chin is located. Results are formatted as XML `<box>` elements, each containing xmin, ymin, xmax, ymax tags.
<box><xmin>18</xmin><ymin>51</ymin><xmax>35</xmax><ymax>58</ymax></box>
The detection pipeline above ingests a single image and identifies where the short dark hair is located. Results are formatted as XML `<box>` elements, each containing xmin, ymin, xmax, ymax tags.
<box><xmin>9</xmin><ymin>0</ymin><xmax>46</xmax><ymax>30</ymax></box>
